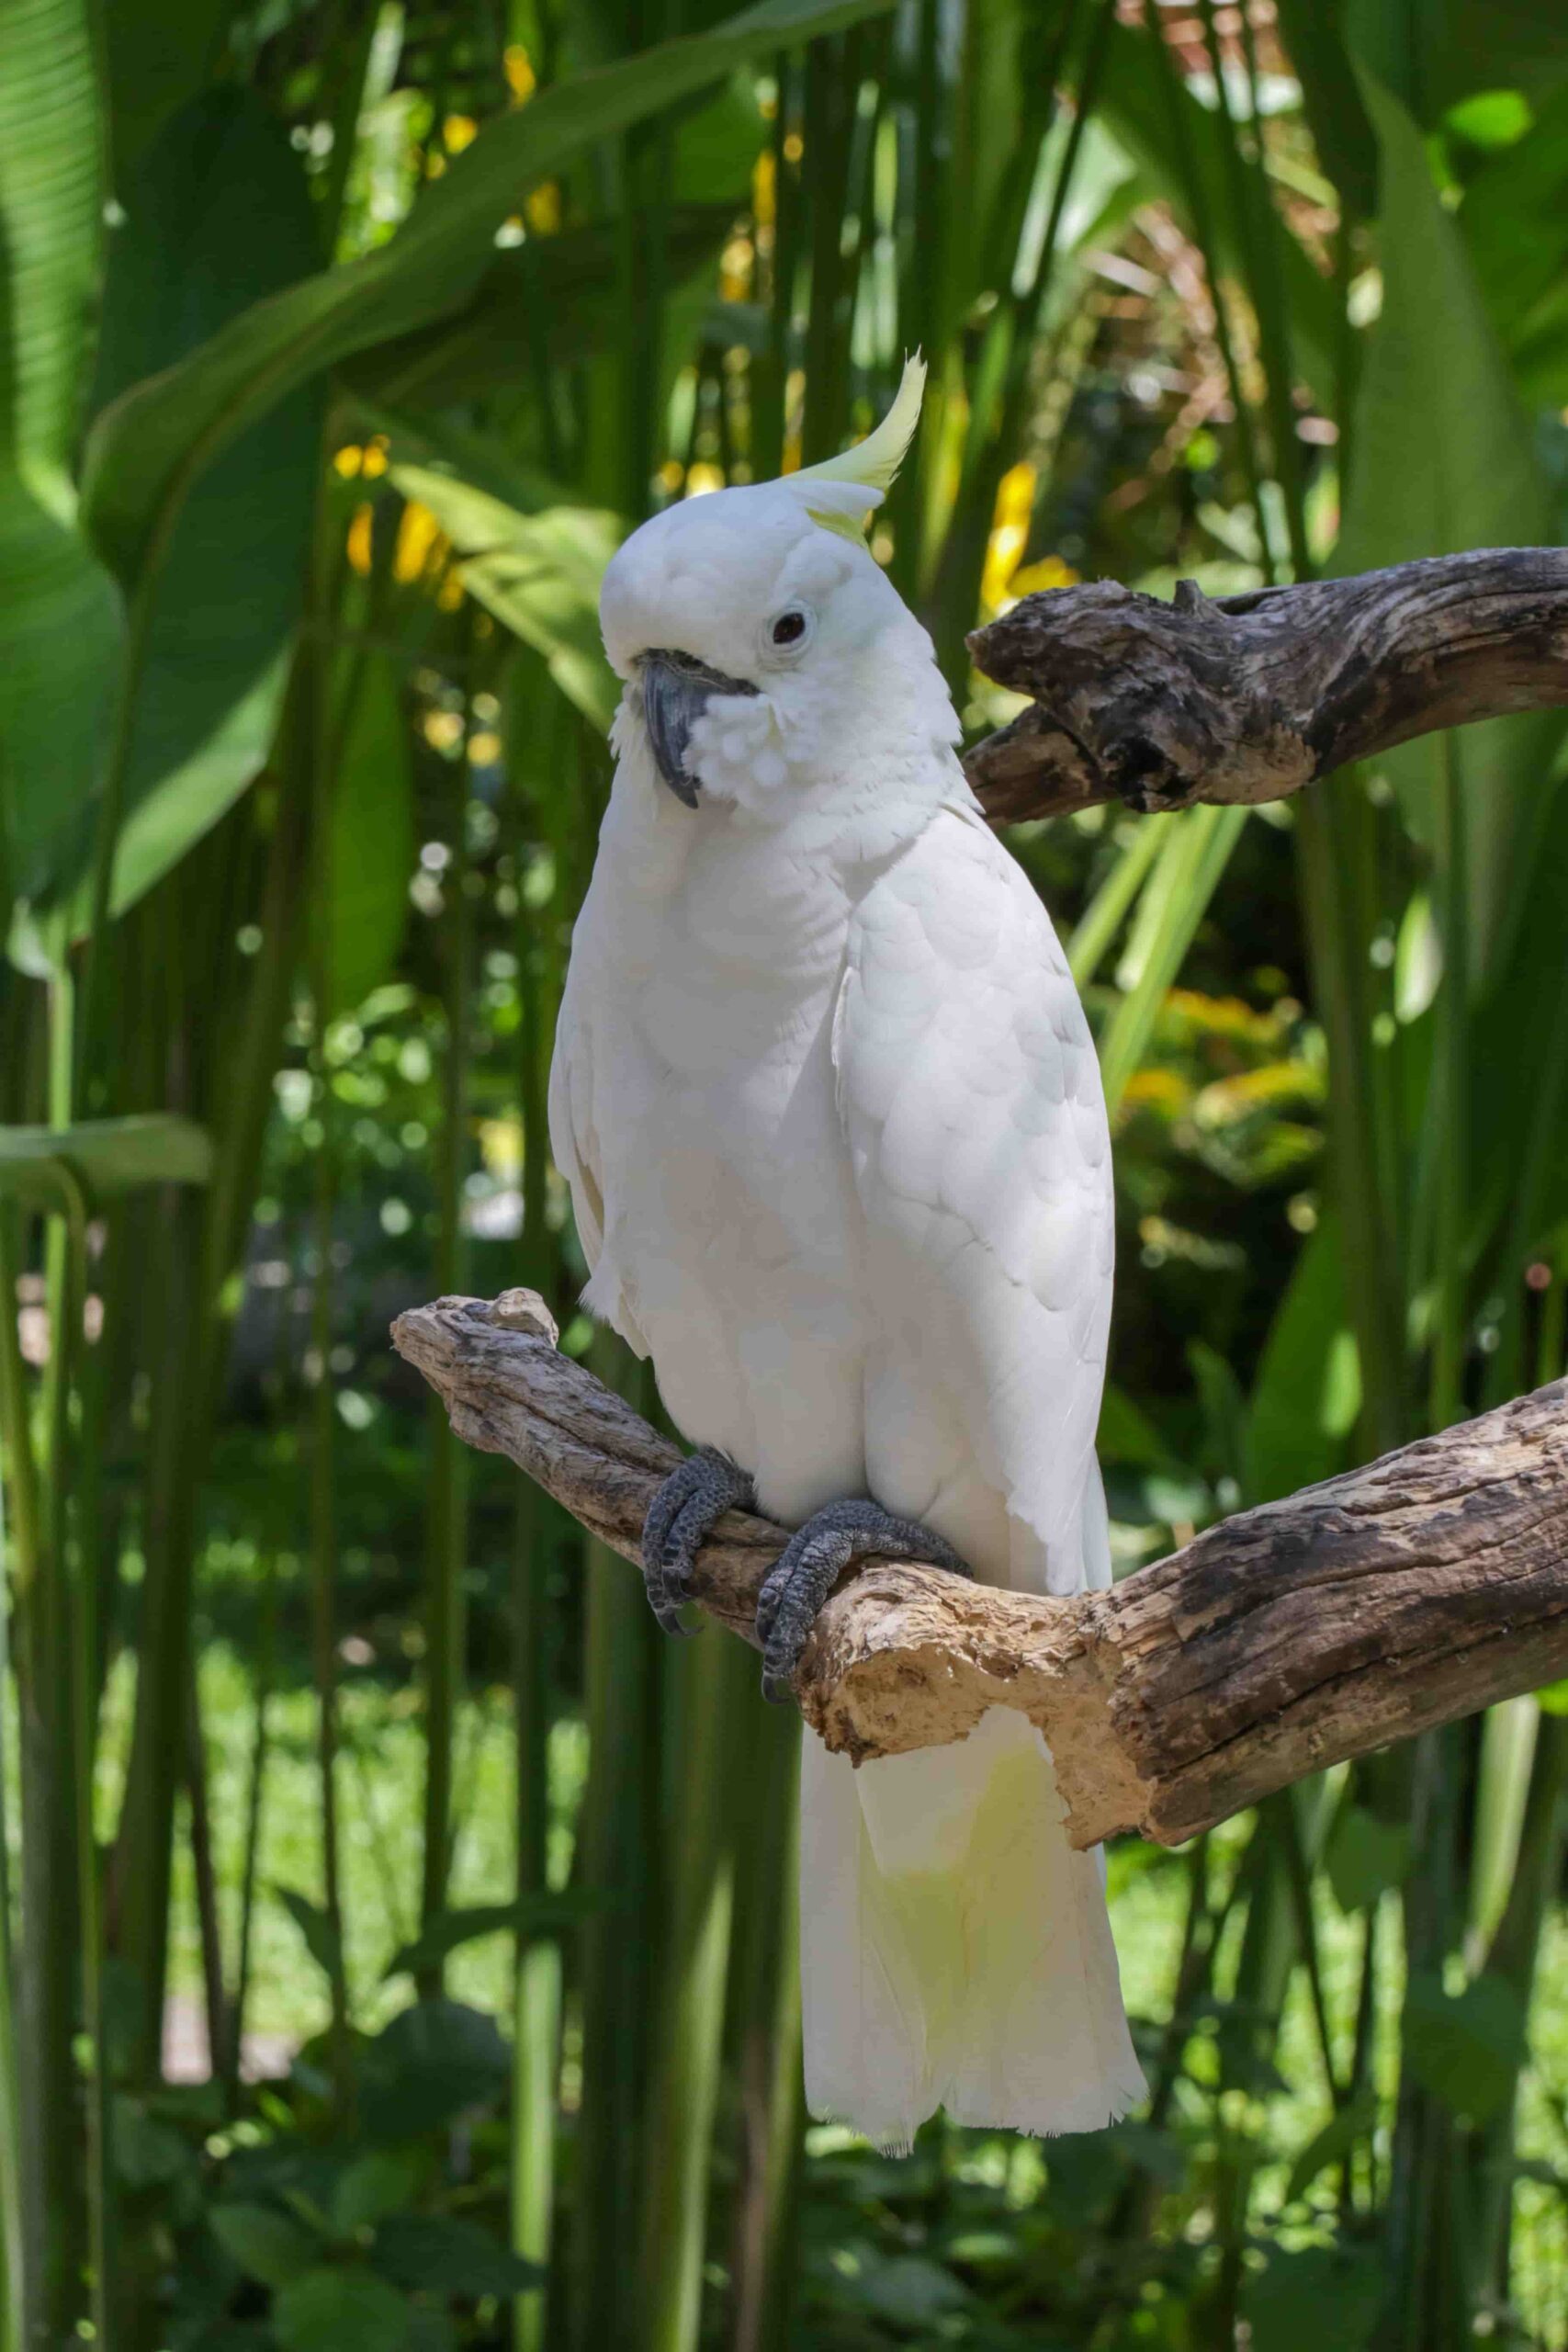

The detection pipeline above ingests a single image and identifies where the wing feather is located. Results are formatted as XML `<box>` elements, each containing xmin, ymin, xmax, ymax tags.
<box><xmin>837</xmin><ymin>804</ymin><xmax>1113</xmax><ymax>1595</ymax></box>
<box><xmin>547</xmin><ymin>897</ymin><xmax>649</xmax><ymax>1354</ymax></box>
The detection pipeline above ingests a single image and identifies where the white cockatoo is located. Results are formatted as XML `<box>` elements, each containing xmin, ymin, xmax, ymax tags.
<box><xmin>549</xmin><ymin>360</ymin><xmax>1145</xmax><ymax>2147</ymax></box>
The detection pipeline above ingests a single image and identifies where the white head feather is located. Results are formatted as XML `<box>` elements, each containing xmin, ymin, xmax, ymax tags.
<box><xmin>598</xmin><ymin>358</ymin><xmax>961</xmax><ymax>831</ymax></box>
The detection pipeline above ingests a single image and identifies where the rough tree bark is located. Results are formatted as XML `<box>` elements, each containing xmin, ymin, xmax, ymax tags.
<box><xmin>392</xmin><ymin>1293</ymin><xmax>1568</xmax><ymax>1853</ymax></box>
<box><xmin>961</xmin><ymin>547</ymin><xmax>1568</xmax><ymax>824</ymax></box>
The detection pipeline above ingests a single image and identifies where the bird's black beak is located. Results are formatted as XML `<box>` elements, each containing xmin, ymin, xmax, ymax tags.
<box><xmin>639</xmin><ymin>648</ymin><xmax>756</xmax><ymax>808</ymax></box>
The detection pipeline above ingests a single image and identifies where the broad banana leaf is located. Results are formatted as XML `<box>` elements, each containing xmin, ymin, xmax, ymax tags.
<box><xmin>0</xmin><ymin>0</ymin><xmax>121</xmax><ymax>923</ymax></box>
<box><xmin>1337</xmin><ymin>70</ymin><xmax>1564</xmax><ymax>987</ymax></box>
<box><xmin>36</xmin><ymin>89</ymin><xmax>323</xmax><ymax>934</ymax></box>
<box><xmin>79</xmin><ymin>0</ymin><xmax>898</xmax><ymax>594</ymax></box>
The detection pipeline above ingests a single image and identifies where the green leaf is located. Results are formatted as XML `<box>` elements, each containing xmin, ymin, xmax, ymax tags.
<box><xmin>103</xmin><ymin>0</ymin><xmax>233</xmax><ymax>183</ymax></box>
<box><xmin>1273</xmin><ymin>0</ymin><xmax>1376</xmax><ymax>217</ymax></box>
<box><xmin>110</xmin><ymin>2095</ymin><xmax>194</xmax><ymax>2189</ymax></box>
<box><xmin>273</xmin><ymin>2267</ymin><xmax>412</xmax><ymax>2352</ymax></box>
<box><xmin>0</xmin><ymin>0</ymin><xmax>122</xmax><ymax>918</ymax></box>
<box><xmin>332</xmin><ymin>2151</ymin><xmax>423</xmax><ymax>2236</ymax></box>
<box><xmin>78</xmin><ymin>0</ymin><xmax>897</xmax><ymax>591</ymax></box>
<box><xmin>1325</xmin><ymin>1803</ymin><xmax>1413</xmax><ymax>1913</ymax></box>
<box><xmin>39</xmin><ymin>89</ymin><xmax>322</xmax><ymax>931</ymax></box>
<box><xmin>275</xmin><ymin>1887</ymin><xmax>344</xmax><ymax>1985</ymax></box>
<box><xmin>321</xmin><ymin>657</ymin><xmax>414</xmax><ymax>1016</ymax></box>
<box><xmin>1337</xmin><ymin>66</ymin><xmax>1564</xmax><ymax>983</ymax></box>
<box><xmin>842</xmin><ymin>2255</ymin><xmax>972</xmax><ymax>2327</ymax></box>
<box><xmin>1461</xmin><ymin>85</ymin><xmax>1568</xmax><ymax>404</ymax></box>
<box><xmin>1239</xmin><ymin>2243</ymin><xmax>1385</xmax><ymax>2349</ymax></box>
<box><xmin>1403</xmin><ymin>1969</ymin><xmax>1529</xmax><ymax>2124</ymax></box>
<box><xmin>354</xmin><ymin>208</ymin><xmax>738</xmax><ymax>416</ymax></box>
<box><xmin>1186</xmin><ymin>1338</ymin><xmax>1247</xmax><ymax>1487</ymax></box>
<box><xmin>0</xmin><ymin>1114</ymin><xmax>212</xmax><ymax>1205</ymax></box>
<box><xmin>390</xmin><ymin>469</ymin><xmax>622</xmax><ymax>729</ymax></box>
<box><xmin>1284</xmin><ymin>2088</ymin><xmax>1379</xmax><ymax>2204</ymax></box>
<box><xmin>209</xmin><ymin>2202</ymin><xmax>321</xmax><ymax>2289</ymax></box>
<box><xmin>1096</xmin><ymin>1382</ymin><xmax>1184</xmax><ymax>1473</ymax></box>
<box><xmin>384</xmin><ymin>1894</ymin><xmax>607</xmax><ymax>1981</ymax></box>
<box><xmin>360</xmin><ymin>2000</ymin><xmax>511</xmax><ymax>2138</ymax></box>
<box><xmin>1242</xmin><ymin>1219</ymin><xmax>1359</xmax><ymax>1507</ymax></box>
<box><xmin>372</xmin><ymin>2214</ymin><xmax>543</xmax><ymax>2299</ymax></box>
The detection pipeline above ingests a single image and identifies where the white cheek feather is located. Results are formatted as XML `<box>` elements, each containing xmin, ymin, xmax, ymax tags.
<box><xmin>686</xmin><ymin>691</ymin><xmax>792</xmax><ymax>809</ymax></box>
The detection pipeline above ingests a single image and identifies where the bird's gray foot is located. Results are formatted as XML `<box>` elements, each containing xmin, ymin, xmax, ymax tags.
<box><xmin>755</xmin><ymin>1500</ymin><xmax>970</xmax><ymax>1705</ymax></box>
<box><xmin>641</xmin><ymin>1446</ymin><xmax>755</xmax><ymax>1636</ymax></box>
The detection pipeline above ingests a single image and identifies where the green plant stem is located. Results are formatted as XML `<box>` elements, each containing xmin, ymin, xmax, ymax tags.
<box><xmin>1213</xmin><ymin>0</ymin><xmax>1312</xmax><ymax>578</ymax></box>
<box><xmin>1293</xmin><ymin>785</ymin><xmax>1407</xmax><ymax>1455</ymax></box>
<box><xmin>0</xmin><ymin>1210</ymin><xmax>34</xmax><ymax>2352</ymax></box>
<box><xmin>1066</xmin><ymin>815</ymin><xmax>1170</xmax><ymax>989</ymax></box>
<box><xmin>511</xmin><ymin>820</ymin><xmax>558</xmax><ymax>2352</ymax></box>
<box><xmin>928</xmin><ymin>0</ymin><xmax>1108</xmax><ymax>679</ymax></box>
<box><xmin>1097</xmin><ymin>804</ymin><xmax>1247</xmax><ymax>1116</ymax></box>
<box><xmin>1428</xmin><ymin>734</ymin><xmax>1470</xmax><ymax>1430</ymax></box>
<box><xmin>1471</xmin><ymin>1713</ymin><xmax>1568</xmax><ymax>2295</ymax></box>
<box><xmin>225</xmin><ymin>1552</ymin><xmax>278</xmax><ymax>2110</ymax></box>
<box><xmin>307</xmin><ymin>1109</ymin><xmax>351</xmax><ymax>2077</ymax></box>
<box><xmin>570</xmin><ymin>1483</ymin><xmax>659</xmax><ymax>2352</ymax></box>
<box><xmin>728</xmin><ymin>1706</ymin><xmax>802</xmax><ymax>2352</ymax></box>
<box><xmin>185</xmin><ymin>1668</ymin><xmax>231</xmax><ymax>2088</ymax></box>
<box><xmin>420</xmin><ymin>700</ymin><xmax>475</xmax><ymax>1979</ymax></box>
<box><xmin>1390</xmin><ymin>1723</ymin><xmax>1466</xmax><ymax>2348</ymax></box>
<box><xmin>637</xmin><ymin>1627</ymin><xmax>749</xmax><ymax>2352</ymax></box>
<box><xmin>1145</xmin><ymin>0</ymin><xmax>1274</xmax><ymax>580</ymax></box>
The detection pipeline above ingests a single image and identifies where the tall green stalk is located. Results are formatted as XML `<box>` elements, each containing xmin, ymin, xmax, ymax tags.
<box><xmin>0</xmin><ymin>1208</ymin><xmax>37</xmax><ymax>2352</ymax></box>
<box><xmin>570</xmin><ymin>1505</ymin><xmax>660</xmax><ymax>2352</ymax></box>
<box><xmin>511</xmin><ymin>821</ymin><xmax>560</xmax><ymax>2352</ymax></box>
<box><xmin>306</xmin><ymin>1093</ymin><xmax>351</xmax><ymax>2070</ymax></box>
<box><xmin>420</xmin><ymin>665</ymin><xmax>476</xmax><ymax>1972</ymax></box>
<box><xmin>637</xmin><ymin>1628</ymin><xmax>750</xmax><ymax>2352</ymax></box>
<box><xmin>727</xmin><ymin>1705</ymin><xmax>803</xmax><ymax>2352</ymax></box>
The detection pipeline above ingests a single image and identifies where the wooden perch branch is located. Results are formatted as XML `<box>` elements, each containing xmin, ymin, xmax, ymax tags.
<box><xmin>392</xmin><ymin>1291</ymin><xmax>1568</xmax><ymax>1852</ymax></box>
<box><xmin>962</xmin><ymin>547</ymin><xmax>1568</xmax><ymax>825</ymax></box>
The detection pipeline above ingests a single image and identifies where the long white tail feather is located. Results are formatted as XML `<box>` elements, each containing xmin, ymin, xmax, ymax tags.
<box><xmin>801</xmin><ymin>1706</ymin><xmax>1145</xmax><ymax>2151</ymax></box>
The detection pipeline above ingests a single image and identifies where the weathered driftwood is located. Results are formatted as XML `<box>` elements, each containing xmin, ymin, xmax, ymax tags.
<box><xmin>391</xmin><ymin>1291</ymin><xmax>1568</xmax><ymax>1852</ymax></box>
<box><xmin>962</xmin><ymin>547</ymin><xmax>1568</xmax><ymax>824</ymax></box>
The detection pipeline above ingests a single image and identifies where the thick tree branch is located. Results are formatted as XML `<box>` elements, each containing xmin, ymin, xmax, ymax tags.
<box><xmin>392</xmin><ymin>1291</ymin><xmax>1568</xmax><ymax>1851</ymax></box>
<box><xmin>961</xmin><ymin>548</ymin><xmax>1568</xmax><ymax>824</ymax></box>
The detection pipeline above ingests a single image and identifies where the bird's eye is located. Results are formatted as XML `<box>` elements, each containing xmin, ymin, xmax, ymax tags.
<box><xmin>770</xmin><ymin>606</ymin><xmax>809</xmax><ymax>648</ymax></box>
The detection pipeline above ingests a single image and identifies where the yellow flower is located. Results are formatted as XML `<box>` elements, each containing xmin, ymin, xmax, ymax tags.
<box><xmin>980</xmin><ymin>460</ymin><xmax>1037</xmax><ymax>610</ymax></box>
<box><xmin>395</xmin><ymin>500</ymin><xmax>445</xmax><ymax>583</ymax></box>
<box><xmin>346</xmin><ymin>503</ymin><xmax>374</xmax><ymax>575</ymax></box>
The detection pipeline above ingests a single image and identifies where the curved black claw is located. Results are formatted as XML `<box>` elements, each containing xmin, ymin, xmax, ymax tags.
<box><xmin>641</xmin><ymin>1447</ymin><xmax>754</xmax><ymax>1635</ymax></box>
<box><xmin>755</xmin><ymin>1500</ymin><xmax>970</xmax><ymax>1705</ymax></box>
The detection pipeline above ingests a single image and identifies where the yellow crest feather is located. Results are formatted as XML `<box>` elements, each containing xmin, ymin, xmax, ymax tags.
<box><xmin>787</xmin><ymin>353</ymin><xmax>926</xmax><ymax>541</ymax></box>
